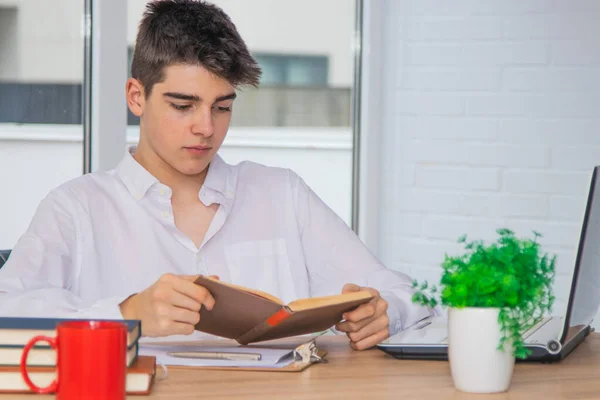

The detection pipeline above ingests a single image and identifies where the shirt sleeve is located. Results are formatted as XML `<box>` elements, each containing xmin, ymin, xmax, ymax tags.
<box><xmin>0</xmin><ymin>189</ymin><xmax>128</xmax><ymax>320</ymax></box>
<box><xmin>290</xmin><ymin>170</ymin><xmax>436</xmax><ymax>336</ymax></box>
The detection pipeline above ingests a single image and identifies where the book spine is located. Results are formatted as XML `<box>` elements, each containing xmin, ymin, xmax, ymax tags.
<box><xmin>236</xmin><ymin>307</ymin><xmax>292</xmax><ymax>345</ymax></box>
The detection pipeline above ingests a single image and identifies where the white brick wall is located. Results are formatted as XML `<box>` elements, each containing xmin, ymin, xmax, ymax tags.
<box><xmin>377</xmin><ymin>0</ymin><xmax>600</xmax><ymax>322</ymax></box>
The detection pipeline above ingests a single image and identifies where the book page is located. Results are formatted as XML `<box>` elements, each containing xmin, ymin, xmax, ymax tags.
<box><xmin>287</xmin><ymin>291</ymin><xmax>373</xmax><ymax>312</ymax></box>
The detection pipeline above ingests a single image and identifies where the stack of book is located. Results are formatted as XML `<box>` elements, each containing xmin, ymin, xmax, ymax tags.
<box><xmin>0</xmin><ymin>317</ymin><xmax>155</xmax><ymax>395</ymax></box>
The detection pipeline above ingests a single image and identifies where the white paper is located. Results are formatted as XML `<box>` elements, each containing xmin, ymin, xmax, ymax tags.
<box><xmin>138</xmin><ymin>344</ymin><xmax>296</xmax><ymax>368</ymax></box>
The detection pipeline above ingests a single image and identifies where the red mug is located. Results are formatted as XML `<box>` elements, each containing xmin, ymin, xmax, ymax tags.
<box><xmin>20</xmin><ymin>320</ymin><xmax>127</xmax><ymax>400</ymax></box>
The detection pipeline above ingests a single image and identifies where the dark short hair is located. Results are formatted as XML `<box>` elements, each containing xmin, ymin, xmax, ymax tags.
<box><xmin>131</xmin><ymin>0</ymin><xmax>261</xmax><ymax>98</ymax></box>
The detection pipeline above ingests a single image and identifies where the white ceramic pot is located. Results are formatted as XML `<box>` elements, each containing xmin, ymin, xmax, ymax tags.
<box><xmin>448</xmin><ymin>307</ymin><xmax>515</xmax><ymax>393</ymax></box>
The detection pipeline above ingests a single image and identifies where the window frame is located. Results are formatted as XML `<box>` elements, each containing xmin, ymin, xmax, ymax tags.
<box><xmin>83</xmin><ymin>0</ymin><xmax>128</xmax><ymax>174</ymax></box>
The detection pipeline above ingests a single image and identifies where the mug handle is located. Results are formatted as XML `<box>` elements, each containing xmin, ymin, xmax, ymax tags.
<box><xmin>20</xmin><ymin>335</ymin><xmax>58</xmax><ymax>394</ymax></box>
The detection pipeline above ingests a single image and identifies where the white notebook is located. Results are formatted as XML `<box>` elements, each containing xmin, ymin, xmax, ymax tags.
<box><xmin>139</xmin><ymin>343</ymin><xmax>296</xmax><ymax>368</ymax></box>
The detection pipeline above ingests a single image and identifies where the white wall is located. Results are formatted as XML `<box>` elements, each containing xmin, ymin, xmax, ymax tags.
<box><xmin>374</xmin><ymin>0</ymin><xmax>600</xmax><ymax>319</ymax></box>
<box><xmin>0</xmin><ymin>125</ymin><xmax>352</xmax><ymax>249</ymax></box>
<box><xmin>0</xmin><ymin>0</ymin><xmax>83</xmax><ymax>82</ymax></box>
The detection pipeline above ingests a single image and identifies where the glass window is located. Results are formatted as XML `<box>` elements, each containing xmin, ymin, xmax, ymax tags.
<box><xmin>0</xmin><ymin>1</ymin><xmax>85</xmax><ymax>249</ymax></box>
<box><xmin>254</xmin><ymin>54</ymin><xmax>329</xmax><ymax>87</ymax></box>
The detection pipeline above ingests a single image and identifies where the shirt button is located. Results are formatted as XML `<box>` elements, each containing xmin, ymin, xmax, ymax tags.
<box><xmin>162</xmin><ymin>210</ymin><xmax>171</xmax><ymax>218</ymax></box>
<box><xmin>159</xmin><ymin>188</ymin><xmax>166</xmax><ymax>196</ymax></box>
<box><xmin>196</xmin><ymin>254</ymin><xmax>203</xmax><ymax>262</ymax></box>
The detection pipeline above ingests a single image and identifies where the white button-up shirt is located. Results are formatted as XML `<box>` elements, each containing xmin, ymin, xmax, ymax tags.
<box><xmin>0</xmin><ymin>150</ymin><xmax>432</xmax><ymax>340</ymax></box>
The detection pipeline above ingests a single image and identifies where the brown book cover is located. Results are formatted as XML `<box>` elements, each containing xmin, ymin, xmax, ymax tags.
<box><xmin>0</xmin><ymin>355</ymin><xmax>156</xmax><ymax>395</ymax></box>
<box><xmin>194</xmin><ymin>275</ymin><xmax>373</xmax><ymax>345</ymax></box>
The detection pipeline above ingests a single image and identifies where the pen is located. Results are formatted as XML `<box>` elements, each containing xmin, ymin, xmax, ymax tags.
<box><xmin>167</xmin><ymin>351</ymin><xmax>262</xmax><ymax>361</ymax></box>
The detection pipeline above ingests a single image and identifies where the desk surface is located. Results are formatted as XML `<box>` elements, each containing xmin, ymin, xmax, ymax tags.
<box><xmin>7</xmin><ymin>333</ymin><xmax>600</xmax><ymax>399</ymax></box>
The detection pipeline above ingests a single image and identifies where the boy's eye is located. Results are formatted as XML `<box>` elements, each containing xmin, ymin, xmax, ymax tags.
<box><xmin>171</xmin><ymin>104</ymin><xmax>191</xmax><ymax>111</ymax></box>
<box><xmin>215</xmin><ymin>106</ymin><xmax>232</xmax><ymax>112</ymax></box>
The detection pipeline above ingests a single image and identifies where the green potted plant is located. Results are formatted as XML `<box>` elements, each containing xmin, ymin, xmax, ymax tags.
<box><xmin>411</xmin><ymin>228</ymin><xmax>556</xmax><ymax>393</ymax></box>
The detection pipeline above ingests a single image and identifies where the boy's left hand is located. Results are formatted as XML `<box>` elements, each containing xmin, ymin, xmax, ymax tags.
<box><xmin>335</xmin><ymin>283</ymin><xmax>390</xmax><ymax>350</ymax></box>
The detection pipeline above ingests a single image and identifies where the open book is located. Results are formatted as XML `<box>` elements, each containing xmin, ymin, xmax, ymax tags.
<box><xmin>193</xmin><ymin>276</ymin><xmax>373</xmax><ymax>345</ymax></box>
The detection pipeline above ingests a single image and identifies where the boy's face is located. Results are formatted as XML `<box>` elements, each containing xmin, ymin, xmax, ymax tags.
<box><xmin>127</xmin><ymin>64</ymin><xmax>235</xmax><ymax>177</ymax></box>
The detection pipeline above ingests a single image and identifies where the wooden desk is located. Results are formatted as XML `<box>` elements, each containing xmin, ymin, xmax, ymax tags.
<box><xmin>6</xmin><ymin>334</ymin><xmax>600</xmax><ymax>399</ymax></box>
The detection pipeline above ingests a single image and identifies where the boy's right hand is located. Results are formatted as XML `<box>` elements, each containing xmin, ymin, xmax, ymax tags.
<box><xmin>119</xmin><ymin>273</ymin><xmax>216</xmax><ymax>337</ymax></box>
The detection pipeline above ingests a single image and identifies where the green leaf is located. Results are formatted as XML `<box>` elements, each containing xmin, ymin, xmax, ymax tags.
<box><xmin>409</xmin><ymin>228</ymin><xmax>557</xmax><ymax>358</ymax></box>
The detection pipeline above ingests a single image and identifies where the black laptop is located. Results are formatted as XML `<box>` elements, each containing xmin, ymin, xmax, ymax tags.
<box><xmin>377</xmin><ymin>166</ymin><xmax>600</xmax><ymax>363</ymax></box>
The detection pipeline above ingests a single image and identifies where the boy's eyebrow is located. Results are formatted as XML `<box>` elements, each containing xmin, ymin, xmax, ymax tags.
<box><xmin>163</xmin><ymin>92</ymin><xmax>200</xmax><ymax>101</ymax></box>
<box><xmin>215</xmin><ymin>93</ymin><xmax>237</xmax><ymax>102</ymax></box>
<box><xmin>163</xmin><ymin>92</ymin><xmax>237</xmax><ymax>102</ymax></box>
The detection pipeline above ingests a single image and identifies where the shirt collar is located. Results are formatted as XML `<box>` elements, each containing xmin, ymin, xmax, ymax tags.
<box><xmin>116</xmin><ymin>146</ymin><xmax>237</xmax><ymax>202</ymax></box>
<box><xmin>202</xmin><ymin>152</ymin><xmax>237</xmax><ymax>200</ymax></box>
<box><xmin>116</xmin><ymin>147</ymin><xmax>159</xmax><ymax>201</ymax></box>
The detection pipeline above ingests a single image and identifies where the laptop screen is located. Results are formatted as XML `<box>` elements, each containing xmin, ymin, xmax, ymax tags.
<box><xmin>561</xmin><ymin>166</ymin><xmax>600</xmax><ymax>342</ymax></box>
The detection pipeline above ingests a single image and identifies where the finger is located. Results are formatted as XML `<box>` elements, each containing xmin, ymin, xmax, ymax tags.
<box><xmin>172</xmin><ymin>279</ymin><xmax>216</xmax><ymax>310</ymax></box>
<box><xmin>168</xmin><ymin>290</ymin><xmax>202</xmax><ymax>312</ymax></box>
<box><xmin>170</xmin><ymin>306</ymin><xmax>202</xmax><ymax>326</ymax></box>
<box><xmin>362</xmin><ymin>286</ymin><xmax>381</xmax><ymax>298</ymax></box>
<box><xmin>336</xmin><ymin>298</ymin><xmax>388</xmax><ymax>333</ymax></box>
<box><xmin>180</xmin><ymin>274</ymin><xmax>201</xmax><ymax>282</ymax></box>
<box><xmin>376</xmin><ymin>296</ymin><xmax>389</xmax><ymax>315</ymax></box>
<box><xmin>342</xmin><ymin>284</ymin><xmax>380</xmax><ymax>300</ymax></box>
<box><xmin>348</xmin><ymin>314</ymin><xmax>389</xmax><ymax>343</ymax></box>
<box><xmin>147</xmin><ymin>303</ymin><xmax>197</xmax><ymax>337</ymax></box>
<box><xmin>343</xmin><ymin>302</ymin><xmax>376</xmax><ymax>323</ymax></box>
<box><xmin>181</xmin><ymin>274</ymin><xmax>219</xmax><ymax>282</ymax></box>
<box><xmin>350</xmin><ymin>327</ymin><xmax>390</xmax><ymax>351</ymax></box>
<box><xmin>160</xmin><ymin>320</ymin><xmax>196</xmax><ymax>337</ymax></box>
<box><xmin>335</xmin><ymin>315</ymin><xmax>373</xmax><ymax>333</ymax></box>
<box><xmin>342</xmin><ymin>283</ymin><xmax>361</xmax><ymax>294</ymax></box>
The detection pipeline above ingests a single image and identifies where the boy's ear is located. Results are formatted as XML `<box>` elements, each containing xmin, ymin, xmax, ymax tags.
<box><xmin>126</xmin><ymin>78</ymin><xmax>145</xmax><ymax>117</ymax></box>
